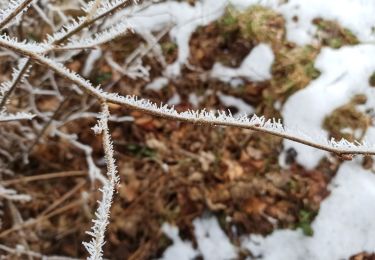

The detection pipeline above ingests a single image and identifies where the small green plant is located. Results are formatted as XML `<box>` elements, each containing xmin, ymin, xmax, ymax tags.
<box><xmin>296</xmin><ymin>209</ymin><xmax>315</xmax><ymax>236</ymax></box>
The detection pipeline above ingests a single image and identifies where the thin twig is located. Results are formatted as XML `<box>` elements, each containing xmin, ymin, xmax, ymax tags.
<box><xmin>1</xmin><ymin>170</ymin><xmax>86</xmax><ymax>186</ymax></box>
<box><xmin>53</xmin><ymin>0</ymin><xmax>133</xmax><ymax>45</ymax></box>
<box><xmin>0</xmin><ymin>199</ymin><xmax>83</xmax><ymax>238</ymax></box>
<box><xmin>0</xmin><ymin>58</ymin><xmax>31</xmax><ymax>110</ymax></box>
<box><xmin>40</xmin><ymin>180</ymin><xmax>86</xmax><ymax>216</ymax></box>
<box><xmin>0</xmin><ymin>0</ymin><xmax>33</xmax><ymax>29</ymax></box>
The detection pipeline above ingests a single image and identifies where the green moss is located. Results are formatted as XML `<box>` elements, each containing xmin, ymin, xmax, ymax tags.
<box><xmin>125</xmin><ymin>143</ymin><xmax>156</xmax><ymax>158</ymax></box>
<box><xmin>323</xmin><ymin>95</ymin><xmax>370</xmax><ymax>142</ymax></box>
<box><xmin>161</xmin><ymin>41</ymin><xmax>178</xmax><ymax>55</ymax></box>
<box><xmin>218</xmin><ymin>6</ymin><xmax>239</xmax><ymax>28</ymax></box>
<box><xmin>313</xmin><ymin>18</ymin><xmax>359</xmax><ymax>48</ymax></box>
<box><xmin>296</xmin><ymin>210</ymin><xmax>315</xmax><ymax>236</ymax></box>
<box><xmin>237</xmin><ymin>5</ymin><xmax>285</xmax><ymax>46</ymax></box>
<box><xmin>273</xmin><ymin>45</ymin><xmax>320</xmax><ymax>95</ymax></box>
<box><xmin>93</xmin><ymin>72</ymin><xmax>112</xmax><ymax>85</ymax></box>
<box><xmin>304</xmin><ymin>61</ymin><xmax>321</xmax><ymax>79</ymax></box>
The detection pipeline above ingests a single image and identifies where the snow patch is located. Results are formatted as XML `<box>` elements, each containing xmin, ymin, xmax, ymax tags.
<box><xmin>242</xmin><ymin>161</ymin><xmax>375</xmax><ymax>260</ymax></box>
<box><xmin>211</xmin><ymin>44</ymin><xmax>274</xmax><ymax>83</ymax></box>
<box><xmin>167</xmin><ymin>93</ymin><xmax>181</xmax><ymax>106</ymax></box>
<box><xmin>282</xmin><ymin>45</ymin><xmax>375</xmax><ymax>169</ymax></box>
<box><xmin>161</xmin><ymin>223</ymin><xmax>198</xmax><ymax>260</ymax></box>
<box><xmin>193</xmin><ymin>217</ymin><xmax>238</xmax><ymax>260</ymax></box>
<box><xmin>217</xmin><ymin>92</ymin><xmax>254</xmax><ymax>116</ymax></box>
<box><xmin>145</xmin><ymin>77</ymin><xmax>169</xmax><ymax>91</ymax></box>
<box><xmin>161</xmin><ymin>216</ymin><xmax>237</xmax><ymax>260</ymax></box>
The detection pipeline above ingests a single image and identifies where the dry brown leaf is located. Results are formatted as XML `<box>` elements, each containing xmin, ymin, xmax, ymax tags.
<box><xmin>223</xmin><ymin>158</ymin><xmax>244</xmax><ymax>180</ymax></box>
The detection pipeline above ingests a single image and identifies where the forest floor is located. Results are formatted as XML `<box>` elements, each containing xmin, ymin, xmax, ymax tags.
<box><xmin>1</xmin><ymin>1</ymin><xmax>375</xmax><ymax>259</ymax></box>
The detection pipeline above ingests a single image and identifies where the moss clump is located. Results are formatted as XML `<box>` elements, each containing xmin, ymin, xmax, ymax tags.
<box><xmin>217</xmin><ymin>5</ymin><xmax>239</xmax><ymax>31</ymax></box>
<box><xmin>93</xmin><ymin>72</ymin><xmax>112</xmax><ymax>85</ymax></box>
<box><xmin>313</xmin><ymin>18</ymin><xmax>359</xmax><ymax>48</ymax></box>
<box><xmin>161</xmin><ymin>39</ymin><xmax>178</xmax><ymax>64</ymax></box>
<box><xmin>323</xmin><ymin>95</ymin><xmax>370</xmax><ymax>142</ymax></box>
<box><xmin>237</xmin><ymin>5</ymin><xmax>285</xmax><ymax>47</ymax></box>
<box><xmin>189</xmin><ymin>6</ymin><xmax>253</xmax><ymax>69</ymax></box>
<box><xmin>161</xmin><ymin>41</ymin><xmax>177</xmax><ymax>56</ymax></box>
<box><xmin>272</xmin><ymin>45</ymin><xmax>320</xmax><ymax>97</ymax></box>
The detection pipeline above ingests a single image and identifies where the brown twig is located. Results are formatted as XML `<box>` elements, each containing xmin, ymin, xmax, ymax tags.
<box><xmin>0</xmin><ymin>170</ymin><xmax>86</xmax><ymax>186</ymax></box>
<box><xmin>0</xmin><ymin>199</ymin><xmax>83</xmax><ymax>238</ymax></box>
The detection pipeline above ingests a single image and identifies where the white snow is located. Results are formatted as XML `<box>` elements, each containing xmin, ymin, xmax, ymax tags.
<box><xmin>188</xmin><ymin>93</ymin><xmax>199</xmax><ymax>107</ymax></box>
<box><xmin>161</xmin><ymin>223</ymin><xmax>199</xmax><ymax>260</ymax></box>
<box><xmin>276</xmin><ymin>0</ymin><xmax>375</xmax><ymax>45</ymax></box>
<box><xmin>161</xmin><ymin>217</ymin><xmax>237</xmax><ymax>260</ymax></box>
<box><xmin>242</xmin><ymin>161</ymin><xmax>375</xmax><ymax>260</ymax></box>
<box><xmin>217</xmin><ymin>92</ymin><xmax>254</xmax><ymax>116</ymax></box>
<box><xmin>193</xmin><ymin>217</ymin><xmax>237</xmax><ymax>260</ymax></box>
<box><xmin>282</xmin><ymin>45</ymin><xmax>375</xmax><ymax>169</ymax></box>
<box><xmin>167</xmin><ymin>93</ymin><xmax>181</xmax><ymax>106</ymax></box>
<box><xmin>211</xmin><ymin>44</ymin><xmax>274</xmax><ymax>83</ymax></box>
<box><xmin>82</xmin><ymin>49</ymin><xmax>102</xmax><ymax>77</ymax></box>
<box><xmin>145</xmin><ymin>77</ymin><xmax>169</xmax><ymax>91</ymax></box>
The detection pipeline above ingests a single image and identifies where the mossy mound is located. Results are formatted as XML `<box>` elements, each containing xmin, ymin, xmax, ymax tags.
<box><xmin>323</xmin><ymin>95</ymin><xmax>370</xmax><ymax>142</ymax></box>
<box><xmin>313</xmin><ymin>18</ymin><xmax>359</xmax><ymax>48</ymax></box>
<box><xmin>237</xmin><ymin>5</ymin><xmax>286</xmax><ymax>48</ymax></box>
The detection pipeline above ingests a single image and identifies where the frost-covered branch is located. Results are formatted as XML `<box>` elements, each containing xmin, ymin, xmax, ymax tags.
<box><xmin>55</xmin><ymin>21</ymin><xmax>131</xmax><ymax>51</ymax></box>
<box><xmin>0</xmin><ymin>186</ymin><xmax>31</xmax><ymax>202</ymax></box>
<box><xmin>0</xmin><ymin>34</ymin><xmax>373</xmax><ymax>156</ymax></box>
<box><xmin>83</xmin><ymin>102</ymin><xmax>118</xmax><ymax>260</ymax></box>
<box><xmin>0</xmin><ymin>58</ymin><xmax>34</xmax><ymax>122</ymax></box>
<box><xmin>0</xmin><ymin>58</ymin><xmax>31</xmax><ymax>110</ymax></box>
<box><xmin>47</xmin><ymin>0</ymin><xmax>131</xmax><ymax>45</ymax></box>
<box><xmin>0</xmin><ymin>0</ymin><xmax>33</xmax><ymax>29</ymax></box>
<box><xmin>0</xmin><ymin>112</ymin><xmax>34</xmax><ymax>122</ymax></box>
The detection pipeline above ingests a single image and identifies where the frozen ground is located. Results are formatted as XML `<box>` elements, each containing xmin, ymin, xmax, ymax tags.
<box><xmin>122</xmin><ymin>0</ymin><xmax>375</xmax><ymax>259</ymax></box>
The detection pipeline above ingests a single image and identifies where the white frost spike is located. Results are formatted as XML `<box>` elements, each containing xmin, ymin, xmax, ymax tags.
<box><xmin>102</xmin><ymin>93</ymin><xmax>375</xmax><ymax>155</ymax></box>
<box><xmin>45</xmin><ymin>16</ymin><xmax>86</xmax><ymax>44</ymax></box>
<box><xmin>91</xmin><ymin>124</ymin><xmax>103</xmax><ymax>134</ymax></box>
<box><xmin>0</xmin><ymin>34</ymin><xmax>47</xmax><ymax>53</ymax></box>
<box><xmin>83</xmin><ymin>103</ymin><xmax>119</xmax><ymax>260</ymax></box>
<box><xmin>60</xmin><ymin>21</ymin><xmax>131</xmax><ymax>50</ymax></box>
